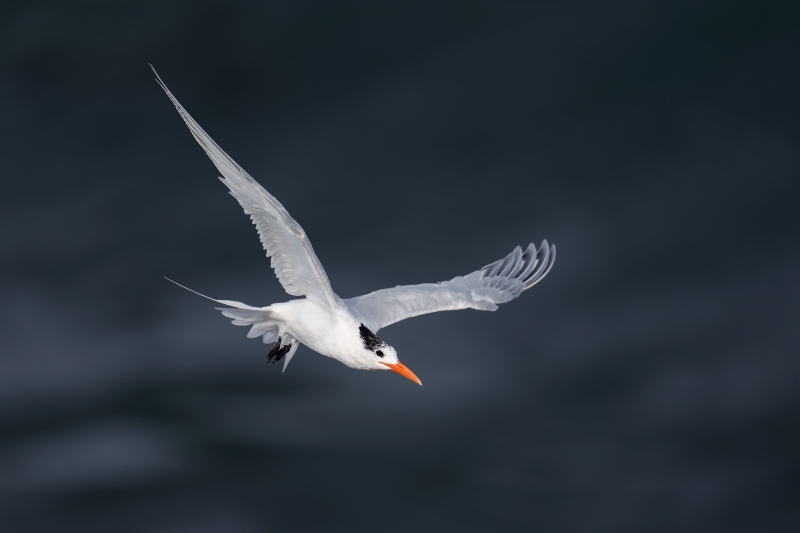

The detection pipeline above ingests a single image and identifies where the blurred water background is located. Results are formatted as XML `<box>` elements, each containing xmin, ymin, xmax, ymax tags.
<box><xmin>1</xmin><ymin>1</ymin><xmax>799</xmax><ymax>531</ymax></box>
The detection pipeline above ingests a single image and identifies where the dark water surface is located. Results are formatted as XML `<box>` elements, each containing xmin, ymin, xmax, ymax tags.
<box><xmin>1</xmin><ymin>1</ymin><xmax>799</xmax><ymax>531</ymax></box>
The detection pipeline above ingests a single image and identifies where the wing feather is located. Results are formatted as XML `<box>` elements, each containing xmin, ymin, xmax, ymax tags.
<box><xmin>153</xmin><ymin>67</ymin><xmax>342</xmax><ymax>310</ymax></box>
<box><xmin>345</xmin><ymin>241</ymin><xmax>556</xmax><ymax>331</ymax></box>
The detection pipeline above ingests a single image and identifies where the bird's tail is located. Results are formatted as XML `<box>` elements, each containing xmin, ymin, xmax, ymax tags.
<box><xmin>214</xmin><ymin>306</ymin><xmax>278</xmax><ymax>342</ymax></box>
<box><xmin>164</xmin><ymin>277</ymin><xmax>279</xmax><ymax>344</ymax></box>
<box><xmin>164</xmin><ymin>277</ymin><xmax>300</xmax><ymax>371</ymax></box>
<box><xmin>216</xmin><ymin>306</ymin><xmax>300</xmax><ymax>372</ymax></box>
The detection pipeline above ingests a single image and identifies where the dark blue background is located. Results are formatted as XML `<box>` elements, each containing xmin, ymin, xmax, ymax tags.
<box><xmin>1</xmin><ymin>1</ymin><xmax>799</xmax><ymax>531</ymax></box>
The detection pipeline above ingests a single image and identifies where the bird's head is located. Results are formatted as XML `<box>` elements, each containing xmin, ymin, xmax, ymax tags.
<box><xmin>358</xmin><ymin>324</ymin><xmax>421</xmax><ymax>385</ymax></box>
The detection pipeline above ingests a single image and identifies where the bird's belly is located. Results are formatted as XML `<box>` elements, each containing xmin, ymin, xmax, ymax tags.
<box><xmin>269</xmin><ymin>300</ymin><xmax>353</xmax><ymax>362</ymax></box>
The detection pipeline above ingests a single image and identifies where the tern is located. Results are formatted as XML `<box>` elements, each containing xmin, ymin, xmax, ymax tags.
<box><xmin>154</xmin><ymin>67</ymin><xmax>556</xmax><ymax>386</ymax></box>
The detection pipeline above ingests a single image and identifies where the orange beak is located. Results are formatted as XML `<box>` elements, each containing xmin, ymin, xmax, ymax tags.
<box><xmin>380</xmin><ymin>361</ymin><xmax>422</xmax><ymax>386</ymax></box>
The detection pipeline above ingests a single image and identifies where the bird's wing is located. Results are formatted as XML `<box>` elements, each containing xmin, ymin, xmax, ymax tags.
<box><xmin>345</xmin><ymin>241</ymin><xmax>555</xmax><ymax>332</ymax></box>
<box><xmin>153</xmin><ymin>67</ymin><xmax>342</xmax><ymax>311</ymax></box>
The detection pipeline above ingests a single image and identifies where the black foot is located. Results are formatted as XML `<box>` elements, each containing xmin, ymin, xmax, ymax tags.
<box><xmin>267</xmin><ymin>336</ymin><xmax>292</xmax><ymax>364</ymax></box>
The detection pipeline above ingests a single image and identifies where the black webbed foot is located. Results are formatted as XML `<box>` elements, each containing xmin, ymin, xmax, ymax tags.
<box><xmin>267</xmin><ymin>336</ymin><xmax>282</xmax><ymax>363</ymax></box>
<box><xmin>273</xmin><ymin>343</ymin><xmax>291</xmax><ymax>363</ymax></box>
<box><xmin>267</xmin><ymin>336</ymin><xmax>292</xmax><ymax>363</ymax></box>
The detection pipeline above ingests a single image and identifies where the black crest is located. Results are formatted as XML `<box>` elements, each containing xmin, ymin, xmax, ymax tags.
<box><xmin>359</xmin><ymin>324</ymin><xmax>387</xmax><ymax>355</ymax></box>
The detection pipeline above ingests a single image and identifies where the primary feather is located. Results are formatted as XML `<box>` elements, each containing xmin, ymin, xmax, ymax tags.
<box><xmin>152</xmin><ymin>66</ymin><xmax>343</xmax><ymax>312</ymax></box>
<box><xmin>345</xmin><ymin>242</ymin><xmax>556</xmax><ymax>332</ymax></box>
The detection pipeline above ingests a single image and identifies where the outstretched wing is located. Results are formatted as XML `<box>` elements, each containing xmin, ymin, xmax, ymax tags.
<box><xmin>345</xmin><ymin>241</ymin><xmax>555</xmax><ymax>332</ymax></box>
<box><xmin>153</xmin><ymin>67</ymin><xmax>342</xmax><ymax>310</ymax></box>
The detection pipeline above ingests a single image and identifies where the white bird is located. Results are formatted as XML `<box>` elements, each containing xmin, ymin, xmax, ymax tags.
<box><xmin>154</xmin><ymin>67</ymin><xmax>556</xmax><ymax>386</ymax></box>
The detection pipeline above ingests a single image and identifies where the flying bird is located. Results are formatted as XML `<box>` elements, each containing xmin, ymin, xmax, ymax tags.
<box><xmin>154</xmin><ymin>67</ymin><xmax>556</xmax><ymax>386</ymax></box>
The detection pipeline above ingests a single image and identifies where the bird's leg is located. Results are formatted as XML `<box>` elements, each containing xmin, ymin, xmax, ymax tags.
<box><xmin>267</xmin><ymin>336</ymin><xmax>283</xmax><ymax>363</ymax></box>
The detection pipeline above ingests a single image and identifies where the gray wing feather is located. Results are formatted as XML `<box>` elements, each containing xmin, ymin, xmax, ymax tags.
<box><xmin>345</xmin><ymin>241</ymin><xmax>556</xmax><ymax>331</ymax></box>
<box><xmin>153</xmin><ymin>67</ymin><xmax>342</xmax><ymax>310</ymax></box>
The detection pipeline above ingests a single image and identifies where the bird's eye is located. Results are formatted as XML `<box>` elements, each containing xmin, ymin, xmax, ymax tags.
<box><xmin>376</xmin><ymin>350</ymin><xmax>384</xmax><ymax>357</ymax></box>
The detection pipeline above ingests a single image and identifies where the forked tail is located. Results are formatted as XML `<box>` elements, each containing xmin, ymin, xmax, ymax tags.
<box><xmin>164</xmin><ymin>278</ymin><xmax>299</xmax><ymax>371</ymax></box>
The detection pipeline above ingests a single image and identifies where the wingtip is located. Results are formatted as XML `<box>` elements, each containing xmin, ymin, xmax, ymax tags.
<box><xmin>521</xmin><ymin>239</ymin><xmax>556</xmax><ymax>291</ymax></box>
<box><xmin>150</xmin><ymin>64</ymin><xmax>172</xmax><ymax>96</ymax></box>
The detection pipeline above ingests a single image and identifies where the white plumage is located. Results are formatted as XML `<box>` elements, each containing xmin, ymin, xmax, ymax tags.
<box><xmin>155</xmin><ymin>67</ymin><xmax>555</xmax><ymax>385</ymax></box>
